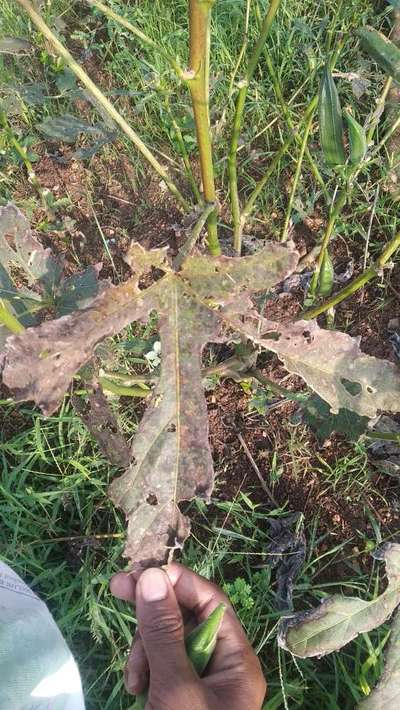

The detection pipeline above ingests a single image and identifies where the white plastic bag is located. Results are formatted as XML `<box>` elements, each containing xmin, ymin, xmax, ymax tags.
<box><xmin>0</xmin><ymin>561</ymin><xmax>85</xmax><ymax>710</ymax></box>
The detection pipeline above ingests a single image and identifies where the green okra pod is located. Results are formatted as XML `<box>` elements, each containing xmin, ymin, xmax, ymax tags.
<box><xmin>344</xmin><ymin>110</ymin><xmax>367</xmax><ymax>165</ymax></box>
<box><xmin>133</xmin><ymin>603</ymin><xmax>226</xmax><ymax>708</ymax></box>
<box><xmin>358</xmin><ymin>26</ymin><xmax>400</xmax><ymax>83</ymax></box>
<box><xmin>319</xmin><ymin>65</ymin><xmax>346</xmax><ymax>167</ymax></box>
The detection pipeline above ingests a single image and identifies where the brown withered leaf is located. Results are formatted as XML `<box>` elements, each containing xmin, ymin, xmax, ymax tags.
<box><xmin>232</xmin><ymin>317</ymin><xmax>400</xmax><ymax>418</ymax></box>
<box><xmin>359</xmin><ymin>607</ymin><xmax>400</xmax><ymax>709</ymax></box>
<box><xmin>181</xmin><ymin>241</ymin><xmax>298</xmax><ymax>303</ymax></box>
<box><xmin>109</xmin><ymin>278</ymin><xmax>220</xmax><ymax>568</ymax></box>
<box><xmin>2</xmin><ymin>239</ymin><xmax>297</xmax><ymax>568</ymax></box>
<box><xmin>72</xmin><ymin>385</ymin><xmax>131</xmax><ymax>468</ymax></box>
<box><xmin>2</xmin><ymin>278</ymin><xmax>161</xmax><ymax>414</ymax></box>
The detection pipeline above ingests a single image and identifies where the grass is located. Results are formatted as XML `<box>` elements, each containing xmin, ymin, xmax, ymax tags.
<box><xmin>1</xmin><ymin>0</ymin><xmax>400</xmax><ymax>707</ymax></box>
<box><xmin>0</xmin><ymin>398</ymin><xmax>395</xmax><ymax>708</ymax></box>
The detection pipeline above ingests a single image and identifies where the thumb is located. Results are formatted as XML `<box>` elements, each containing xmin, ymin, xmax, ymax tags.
<box><xmin>135</xmin><ymin>567</ymin><xmax>193</xmax><ymax>682</ymax></box>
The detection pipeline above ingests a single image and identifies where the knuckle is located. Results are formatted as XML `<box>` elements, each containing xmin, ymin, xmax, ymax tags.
<box><xmin>141</xmin><ymin>611</ymin><xmax>184</xmax><ymax>643</ymax></box>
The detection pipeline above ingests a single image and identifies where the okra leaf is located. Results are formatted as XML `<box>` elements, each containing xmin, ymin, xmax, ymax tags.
<box><xmin>279</xmin><ymin>543</ymin><xmax>400</xmax><ymax>657</ymax></box>
<box><xmin>2</xmin><ymin>276</ymin><xmax>160</xmax><ymax>414</ymax></box>
<box><xmin>301</xmin><ymin>394</ymin><xmax>369</xmax><ymax>442</ymax></box>
<box><xmin>235</xmin><ymin>318</ymin><xmax>400</xmax><ymax>418</ymax></box>
<box><xmin>109</xmin><ymin>276</ymin><xmax>220</xmax><ymax>568</ymax></box>
<box><xmin>2</xmin><ymin>225</ymin><xmax>298</xmax><ymax>569</ymax></box>
<box><xmin>72</xmin><ymin>384</ymin><xmax>131</xmax><ymax>469</ymax></box>
<box><xmin>37</xmin><ymin>115</ymin><xmax>109</xmax><ymax>143</ymax></box>
<box><xmin>0</xmin><ymin>204</ymin><xmax>104</xmax><ymax>331</ymax></box>
<box><xmin>358</xmin><ymin>608</ymin><xmax>400</xmax><ymax>708</ymax></box>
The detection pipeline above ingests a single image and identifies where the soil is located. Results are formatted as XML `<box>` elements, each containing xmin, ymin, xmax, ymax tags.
<box><xmin>5</xmin><ymin>141</ymin><xmax>400</xmax><ymax>583</ymax></box>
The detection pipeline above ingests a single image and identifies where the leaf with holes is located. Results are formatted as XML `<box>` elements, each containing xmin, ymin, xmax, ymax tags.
<box><xmin>0</xmin><ymin>203</ymin><xmax>104</xmax><ymax>348</ymax></box>
<box><xmin>233</xmin><ymin>317</ymin><xmax>400</xmax><ymax>418</ymax></box>
<box><xmin>1</xmin><ymin>228</ymin><xmax>298</xmax><ymax>568</ymax></box>
<box><xmin>4</xmin><ymin>209</ymin><xmax>400</xmax><ymax>569</ymax></box>
<box><xmin>279</xmin><ymin>543</ymin><xmax>400</xmax><ymax>658</ymax></box>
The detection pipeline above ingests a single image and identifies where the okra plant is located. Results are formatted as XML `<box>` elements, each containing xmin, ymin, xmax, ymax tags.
<box><xmin>1</xmin><ymin>7</ymin><xmax>400</xmax><ymax>688</ymax></box>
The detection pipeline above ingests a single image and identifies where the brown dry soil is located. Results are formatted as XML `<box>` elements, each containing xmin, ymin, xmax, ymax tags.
<box><xmin>5</xmin><ymin>145</ymin><xmax>400</xmax><ymax>583</ymax></box>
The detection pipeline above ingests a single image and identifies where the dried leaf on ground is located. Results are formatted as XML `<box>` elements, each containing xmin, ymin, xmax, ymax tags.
<box><xmin>265</xmin><ymin>513</ymin><xmax>306</xmax><ymax>611</ymax></box>
<box><xmin>0</xmin><ymin>37</ymin><xmax>32</xmax><ymax>54</ymax></box>
<box><xmin>72</xmin><ymin>385</ymin><xmax>131</xmax><ymax>468</ymax></box>
<box><xmin>358</xmin><ymin>607</ymin><xmax>400</xmax><ymax>708</ymax></box>
<box><xmin>279</xmin><ymin>543</ymin><xmax>400</xmax><ymax>658</ymax></box>
<box><xmin>368</xmin><ymin>416</ymin><xmax>400</xmax><ymax>478</ymax></box>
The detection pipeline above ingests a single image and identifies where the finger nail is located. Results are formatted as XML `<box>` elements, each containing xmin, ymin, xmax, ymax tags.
<box><xmin>139</xmin><ymin>568</ymin><xmax>169</xmax><ymax>602</ymax></box>
<box><xmin>125</xmin><ymin>666</ymin><xmax>139</xmax><ymax>694</ymax></box>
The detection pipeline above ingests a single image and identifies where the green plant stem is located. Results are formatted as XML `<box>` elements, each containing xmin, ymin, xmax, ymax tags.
<box><xmin>169</xmin><ymin>112</ymin><xmax>203</xmax><ymax>205</ymax></box>
<box><xmin>86</xmin><ymin>0</ymin><xmax>184</xmax><ymax>78</ymax></box>
<box><xmin>367</xmin><ymin>431</ymin><xmax>400</xmax><ymax>443</ymax></box>
<box><xmin>367</xmin><ymin>76</ymin><xmax>393</xmax><ymax>145</ymax></box>
<box><xmin>99</xmin><ymin>376</ymin><xmax>150</xmax><ymax>398</ymax></box>
<box><xmin>15</xmin><ymin>0</ymin><xmax>190</xmax><ymax>212</ymax></box>
<box><xmin>302</xmin><ymin>230</ymin><xmax>400</xmax><ymax>320</ymax></box>
<box><xmin>0</xmin><ymin>111</ymin><xmax>54</xmax><ymax>219</ymax></box>
<box><xmin>187</xmin><ymin>0</ymin><xmax>220</xmax><ymax>256</ymax></box>
<box><xmin>229</xmin><ymin>0</ymin><xmax>282</xmax><ymax>253</ymax></box>
<box><xmin>308</xmin><ymin>186</ymin><xmax>348</xmax><ymax>296</ymax></box>
<box><xmin>247</xmin><ymin>368</ymin><xmax>307</xmax><ymax>403</ymax></box>
<box><xmin>262</xmin><ymin>49</ymin><xmax>329</xmax><ymax>202</ymax></box>
<box><xmin>281</xmin><ymin>111</ymin><xmax>315</xmax><ymax>242</ymax></box>
<box><xmin>238</xmin><ymin>96</ymin><xmax>318</xmax><ymax>241</ymax></box>
<box><xmin>374</xmin><ymin>114</ymin><xmax>400</xmax><ymax>156</ymax></box>
<box><xmin>228</xmin><ymin>0</ymin><xmax>251</xmax><ymax>100</ymax></box>
<box><xmin>0</xmin><ymin>301</ymin><xmax>25</xmax><ymax>334</ymax></box>
<box><xmin>174</xmin><ymin>202</ymin><xmax>216</xmax><ymax>269</ymax></box>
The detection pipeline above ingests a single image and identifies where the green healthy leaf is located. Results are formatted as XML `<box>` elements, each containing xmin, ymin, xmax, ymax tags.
<box><xmin>358</xmin><ymin>608</ymin><xmax>400</xmax><ymax>708</ymax></box>
<box><xmin>56</xmin><ymin>265</ymin><xmax>104</xmax><ymax>315</ymax></box>
<box><xmin>302</xmin><ymin>394</ymin><xmax>369</xmax><ymax>442</ymax></box>
<box><xmin>279</xmin><ymin>543</ymin><xmax>400</xmax><ymax>658</ymax></box>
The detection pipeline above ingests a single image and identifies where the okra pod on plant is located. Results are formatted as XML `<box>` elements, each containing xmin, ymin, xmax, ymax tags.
<box><xmin>318</xmin><ymin>251</ymin><xmax>335</xmax><ymax>297</ymax></box>
<box><xmin>358</xmin><ymin>26</ymin><xmax>400</xmax><ymax>83</ymax></box>
<box><xmin>319</xmin><ymin>66</ymin><xmax>346</xmax><ymax>167</ymax></box>
<box><xmin>133</xmin><ymin>603</ymin><xmax>226</xmax><ymax>709</ymax></box>
<box><xmin>344</xmin><ymin>110</ymin><xmax>367</xmax><ymax>165</ymax></box>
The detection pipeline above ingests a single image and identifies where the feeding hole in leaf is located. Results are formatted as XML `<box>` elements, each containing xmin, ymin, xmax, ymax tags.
<box><xmin>341</xmin><ymin>378</ymin><xmax>362</xmax><ymax>396</ymax></box>
<box><xmin>302</xmin><ymin>330</ymin><xmax>312</xmax><ymax>344</ymax></box>
<box><xmin>146</xmin><ymin>493</ymin><xmax>158</xmax><ymax>506</ymax></box>
<box><xmin>168</xmin><ymin>423</ymin><xmax>176</xmax><ymax>433</ymax></box>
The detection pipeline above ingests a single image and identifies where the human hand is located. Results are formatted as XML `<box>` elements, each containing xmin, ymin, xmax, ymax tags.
<box><xmin>110</xmin><ymin>563</ymin><xmax>266</xmax><ymax>710</ymax></box>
